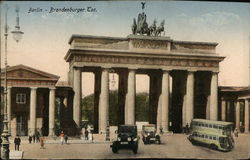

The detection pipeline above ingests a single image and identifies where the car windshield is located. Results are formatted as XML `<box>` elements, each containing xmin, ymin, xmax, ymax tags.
<box><xmin>144</xmin><ymin>126</ymin><xmax>155</xmax><ymax>132</ymax></box>
<box><xmin>119</xmin><ymin>126</ymin><xmax>136</xmax><ymax>134</ymax></box>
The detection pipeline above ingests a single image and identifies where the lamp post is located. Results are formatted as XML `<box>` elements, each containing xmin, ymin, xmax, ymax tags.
<box><xmin>1</xmin><ymin>5</ymin><xmax>24</xmax><ymax>159</ymax></box>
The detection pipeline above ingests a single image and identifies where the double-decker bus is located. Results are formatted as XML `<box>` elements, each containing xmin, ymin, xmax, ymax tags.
<box><xmin>188</xmin><ymin>119</ymin><xmax>234</xmax><ymax>151</ymax></box>
<box><xmin>190</xmin><ymin>119</ymin><xmax>234</xmax><ymax>136</ymax></box>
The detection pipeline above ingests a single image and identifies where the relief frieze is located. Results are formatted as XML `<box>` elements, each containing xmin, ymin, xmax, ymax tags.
<box><xmin>132</xmin><ymin>39</ymin><xmax>168</xmax><ymax>50</ymax></box>
<box><xmin>74</xmin><ymin>55</ymin><xmax>218</xmax><ymax>68</ymax></box>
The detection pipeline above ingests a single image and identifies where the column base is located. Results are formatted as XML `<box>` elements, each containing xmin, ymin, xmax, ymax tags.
<box><xmin>48</xmin><ymin>129</ymin><xmax>55</xmax><ymax>137</ymax></box>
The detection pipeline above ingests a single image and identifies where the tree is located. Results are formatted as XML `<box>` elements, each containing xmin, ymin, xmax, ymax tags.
<box><xmin>81</xmin><ymin>90</ymin><xmax>149</xmax><ymax>126</ymax></box>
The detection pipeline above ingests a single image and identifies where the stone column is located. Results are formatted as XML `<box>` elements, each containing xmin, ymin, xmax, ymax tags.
<box><xmin>206</xmin><ymin>95</ymin><xmax>210</xmax><ymax>119</ymax></box>
<box><xmin>73</xmin><ymin>67</ymin><xmax>82</xmax><ymax>127</ymax></box>
<box><xmin>157</xmin><ymin>95</ymin><xmax>162</xmax><ymax>133</ymax></box>
<box><xmin>244</xmin><ymin>99</ymin><xmax>249</xmax><ymax>133</ymax></box>
<box><xmin>186</xmin><ymin>71</ymin><xmax>195</xmax><ymax>125</ymax></box>
<box><xmin>235</xmin><ymin>100</ymin><xmax>240</xmax><ymax>130</ymax></box>
<box><xmin>182</xmin><ymin>94</ymin><xmax>186</xmax><ymax>127</ymax></box>
<box><xmin>7</xmin><ymin>87</ymin><xmax>11</xmax><ymax>135</ymax></box>
<box><xmin>99</xmin><ymin>68</ymin><xmax>109</xmax><ymax>133</ymax></box>
<box><xmin>49</xmin><ymin>87</ymin><xmax>56</xmax><ymax>136</ymax></box>
<box><xmin>226</xmin><ymin>101</ymin><xmax>231</xmax><ymax>121</ymax></box>
<box><xmin>29</xmin><ymin>87</ymin><xmax>37</xmax><ymax>136</ymax></box>
<box><xmin>210</xmin><ymin>72</ymin><xmax>218</xmax><ymax>120</ymax></box>
<box><xmin>125</xmin><ymin>69</ymin><xmax>136</xmax><ymax>125</ymax></box>
<box><xmin>161</xmin><ymin>70</ymin><xmax>170</xmax><ymax>131</ymax></box>
<box><xmin>221</xmin><ymin>98</ymin><xmax>226</xmax><ymax>121</ymax></box>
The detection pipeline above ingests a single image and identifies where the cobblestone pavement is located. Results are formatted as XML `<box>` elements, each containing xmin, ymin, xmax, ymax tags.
<box><xmin>8</xmin><ymin>133</ymin><xmax>250</xmax><ymax>159</ymax></box>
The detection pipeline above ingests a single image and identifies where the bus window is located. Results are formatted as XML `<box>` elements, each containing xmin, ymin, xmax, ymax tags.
<box><xmin>201</xmin><ymin>135</ymin><xmax>204</xmax><ymax>138</ymax></box>
<box><xmin>209</xmin><ymin>136</ymin><xmax>212</xmax><ymax>139</ymax></box>
<box><xmin>201</xmin><ymin>123</ymin><xmax>205</xmax><ymax>127</ymax></box>
<box><xmin>213</xmin><ymin>125</ymin><xmax>218</xmax><ymax>129</ymax></box>
<box><xmin>219</xmin><ymin>126</ymin><xmax>223</xmax><ymax>129</ymax></box>
<box><xmin>209</xmin><ymin>124</ymin><xmax>212</xmax><ymax>128</ymax></box>
<box><xmin>205</xmin><ymin>135</ymin><xmax>208</xmax><ymax>139</ymax></box>
<box><xmin>213</xmin><ymin>136</ymin><xmax>216</xmax><ymax>140</ymax></box>
<box><xmin>205</xmin><ymin>124</ymin><xmax>208</xmax><ymax>127</ymax></box>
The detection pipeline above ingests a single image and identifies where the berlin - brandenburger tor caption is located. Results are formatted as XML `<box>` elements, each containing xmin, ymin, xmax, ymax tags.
<box><xmin>28</xmin><ymin>7</ymin><xmax>97</xmax><ymax>14</ymax></box>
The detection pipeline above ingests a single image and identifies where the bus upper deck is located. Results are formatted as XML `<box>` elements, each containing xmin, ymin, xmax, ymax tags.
<box><xmin>190</xmin><ymin>119</ymin><xmax>234</xmax><ymax>136</ymax></box>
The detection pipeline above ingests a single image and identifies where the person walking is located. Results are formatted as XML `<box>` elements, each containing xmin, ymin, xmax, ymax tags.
<box><xmin>28</xmin><ymin>136</ymin><xmax>32</xmax><ymax>144</ymax></box>
<box><xmin>81</xmin><ymin>128</ymin><xmax>85</xmax><ymax>139</ymax></box>
<box><xmin>32</xmin><ymin>134</ymin><xmax>36</xmax><ymax>143</ymax></box>
<box><xmin>14</xmin><ymin>136</ymin><xmax>21</xmax><ymax>151</ymax></box>
<box><xmin>36</xmin><ymin>131</ymin><xmax>40</xmax><ymax>143</ymax></box>
<box><xmin>234</xmin><ymin>128</ymin><xmax>239</xmax><ymax>137</ymax></box>
<box><xmin>40</xmin><ymin>137</ymin><xmax>45</xmax><ymax>149</ymax></box>
<box><xmin>60</xmin><ymin>131</ymin><xmax>65</xmax><ymax>145</ymax></box>
<box><xmin>185</xmin><ymin>123</ymin><xmax>190</xmax><ymax>134</ymax></box>
<box><xmin>64</xmin><ymin>134</ymin><xmax>68</xmax><ymax>144</ymax></box>
<box><xmin>85</xmin><ymin>129</ymin><xmax>89</xmax><ymax>140</ymax></box>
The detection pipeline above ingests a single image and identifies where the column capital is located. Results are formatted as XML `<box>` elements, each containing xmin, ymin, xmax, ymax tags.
<box><xmin>73</xmin><ymin>66</ymin><xmax>81</xmax><ymax>69</ymax></box>
<box><xmin>127</xmin><ymin>67</ymin><xmax>138</xmax><ymax>71</ymax></box>
<box><xmin>187</xmin><ymin>70</ymin><xmax>196</xmax><ymax>73</ymax></box>
<box><xmin>211</xmin><ymin>71</ymin><xmax>219</xmax><ymax>74</ymax></box>
<box><xmin>7</xmin><ymin>86</ymin><xmax>12</xmax><ymax>89</ymax></box>
<box><xmin>49</xmin><ymin>87</ymin><xmax>56</xmax><ymax>90</ymax></box>
<box><xmin>30</xmin><ymin>87</ymin><xmax>38</xmax><ymax>90</ymax></box>
<box><xmin>162</xmin><ymin>69</ymin><xmax>171</xmax><ymax>73</ymax></box>
<box><xmin>101</xmin><ymin>67</ymin><xmax>112</xmax><ymax>72</ymax></box>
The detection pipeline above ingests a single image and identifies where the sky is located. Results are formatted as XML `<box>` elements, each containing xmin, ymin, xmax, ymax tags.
<box><xmin>0</xmin><ymin>1</ymin><xmax>250</xmax><ymax>96</ymax></box>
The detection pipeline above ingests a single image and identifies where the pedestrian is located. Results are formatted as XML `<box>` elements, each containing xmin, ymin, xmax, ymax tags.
<box><xmin>64</xmin><ymin>134</ymin><xmax>68</xmax><ymax>144</ymax></box>
<box><xmin>28</xmin><ymin>136</ymin><xmax>32</xmax><ymax>144</ymax></box>
<box><xmin>40</xmin><ymin>137</ymin><xmax>45</xmax><ymax>149</ymax></box>
<box><xmin>185</xmin><ymin>123</ymin><xmax>189</xmax><ymax>134</ymax></box>
<box><xmin>234</xmin><ymin>128</ymin><xmax>238</xmax><ymax>137</ymax></box>
<box><xmin>60</xmin><ymin>131</ymin><xmax>65</xmax><ymax>145</ymax></box>
<box><xmin>85</xmin><ymin>129</ymin><xmax>89</xmax><ymax>140</ymax></box>
<box><xmin>160</xmin><ymin>127</ymin><xmax>163</xmax><ymax>135</ymax></box>
<box><xmin>14</xmin><ymin>136</ymin><xmax>21</xmax><ymax>151</ymax></box>
<box><xmin>32</xmin><ymin>134</ymin><xmax>36</xmax><ymax>143</ymax></box>
<box><xmin>36</xmin><ymin>131</ymin><xmax>40</xmax><ymax>143</ymax></box>
<box><xmin>81</xmin><ymin>127</ymin><xmax>85</xmax><ymax>139</ymax></box>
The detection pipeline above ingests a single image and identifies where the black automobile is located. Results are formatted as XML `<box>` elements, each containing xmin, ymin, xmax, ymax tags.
<box><xmin>110</xmin><ymin>125</ymin><xmax>139</xmax><ymax>154</ymax></box>
<box><xmin>141</xmin><ymin>124</ymin><xmax>161</xmax><ymax>144</ymax></box>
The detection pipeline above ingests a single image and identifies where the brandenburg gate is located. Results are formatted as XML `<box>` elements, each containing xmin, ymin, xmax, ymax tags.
<box><xmin>64</xmin><ymin>34</ymin><xmax>224</xmax><ymax>133</ymax></box>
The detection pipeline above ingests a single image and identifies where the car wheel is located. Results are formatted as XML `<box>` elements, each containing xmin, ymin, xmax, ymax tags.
<box><xmin>210</xmin><ymin>144</ymin><xmax>218</xmax><ymax>150</ymax></box>
<box><xmin>112</xmin><ymin>146</ymin><xmax>118</xmax><ymax>153</ymax></box>
<box><xmin>132</xmin><ymin>146</ymin><xmax>138</xmax><ymax>154</ymax></box>
<box><xmin>158</xmin><ymin>140</ymin><xmax>161</xmax><ymax>144</ymax></box>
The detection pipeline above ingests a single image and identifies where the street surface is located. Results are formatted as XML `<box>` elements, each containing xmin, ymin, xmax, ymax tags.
<box><xmin>8</xmin><ymin>133</ymin><xmax>250</xmax><ymax>159</ymax></box>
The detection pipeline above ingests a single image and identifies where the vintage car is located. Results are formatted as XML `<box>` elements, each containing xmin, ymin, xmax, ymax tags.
<box><xmin>110</xmin><ymin>125</ymin><xmax>139</xmax><ymax>154</ymax></box>
<box><xmin>141</xmin><ymin>124</ymin><xmax>161</xmax><ymax>144</ymax></box>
